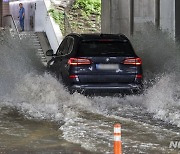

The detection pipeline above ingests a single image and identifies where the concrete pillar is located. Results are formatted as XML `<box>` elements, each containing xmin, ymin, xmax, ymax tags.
<box><xmin>101</xmin><ymin>0</ymin><xmax>111</xmax><ymax>33</ymax></box>
<box><xmin>0</xmin><ymin>0</ymin><xmax>2</xmax><ymax>27</ymax></box>
<box><xmin>160</xmin><ymin>0</ymin><xmax>175</xmax><ymax>37</ymax></box>
<box><xmin>175</xmin><ymin>0</ymin><xmax>180</xmax><ymax>40</ymax></box>
<box><xmin>155</xmin><ymin>0</ymin><xmax>160</xmax><ymax>29</ymax></box>
<box><xmin>101</xmin><ymin>0</ymin><xmax>132</xmax><ymax>36</ymax></box>
<box><xmin>134</xmin><ymin>0</ymin><xmax>156</xmax><ymax>33</ymax></box>
<box><xmin>101</xmin><ymin>0</ymin><xmax>180</xmax><ymax>39</ymax></box>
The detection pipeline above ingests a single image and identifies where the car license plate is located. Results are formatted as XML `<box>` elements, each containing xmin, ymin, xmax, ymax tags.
<box><xmin>96</xmin><ymin>64</ymin><xmax>119</xmax><ymax>70</ymax></box>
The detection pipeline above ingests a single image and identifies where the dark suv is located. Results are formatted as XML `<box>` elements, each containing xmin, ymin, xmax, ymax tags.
<box><xmin>46</xmin><ymin>33</ymin><xmax>143</xmax><ymax>94</ymax></box>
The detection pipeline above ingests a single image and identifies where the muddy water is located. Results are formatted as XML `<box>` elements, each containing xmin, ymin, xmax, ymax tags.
<box><xmin>0</xmin><ymin>27</ymin><xmax>180</xmax><ymax>154</ymax></box>
<box><xmin>0</xmin><ymin>108</ymin><xmax>95</xmax><ymax>154</ymax></box>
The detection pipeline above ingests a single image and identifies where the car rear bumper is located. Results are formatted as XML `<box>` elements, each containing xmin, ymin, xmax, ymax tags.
<box><xmin>70</xmin><ymin>83</ymin><xmax>143</xmax><ymax>94</ymax></box>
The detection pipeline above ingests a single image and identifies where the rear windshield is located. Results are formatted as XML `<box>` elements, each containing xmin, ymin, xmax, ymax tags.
<box><xmin>77</xmin><ymin>40</ymin><xmax>135</xmax><ymax>56</ymax></box>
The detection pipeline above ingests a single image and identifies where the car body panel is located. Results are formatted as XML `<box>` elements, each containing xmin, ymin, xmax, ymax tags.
<box><xmin>47</xmin><ymin>33</ymin><xmax>143</xmax><ymax>94</ymax></box>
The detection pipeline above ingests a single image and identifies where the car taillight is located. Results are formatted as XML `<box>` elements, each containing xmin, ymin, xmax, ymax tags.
<box><xmin>69</xmin><ymin>75</ymin><xmax>78</xmax><ymax>79</ymax></box>
<box><xmin>68</xmin><ymin>58</ymin><xmax>91</xmax><ymax>65</ymax></box>
<box><xmin>123</xmin><ymin>58</ymin><xmax>142</xmax><ymax>65</ymax></box>
<box><xmin>136</xmin><ymin>74</ymin><xmax>143</xmax><ymax>79</ymax></box>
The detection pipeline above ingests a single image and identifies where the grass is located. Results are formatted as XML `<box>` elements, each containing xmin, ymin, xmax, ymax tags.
<box><xmin>73</xmin><ymin>0</ymin><xmax>101</xmax><ymax>16</ymax></box>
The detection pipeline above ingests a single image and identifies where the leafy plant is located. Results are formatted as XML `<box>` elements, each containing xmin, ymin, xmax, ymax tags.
<box><xmin>48</xmin><ymin>8</ymin><xmax>65</xmax><ymax>33</ymax></box>
<box><xmin>73</xmin><ymin>0</ymin><xmax>101</xmax><ymax>16</ymax></box>
<box><xmin>48</xmin><ymin>0</ymin><xmax>101</xmax><ymax>34</ymax></box>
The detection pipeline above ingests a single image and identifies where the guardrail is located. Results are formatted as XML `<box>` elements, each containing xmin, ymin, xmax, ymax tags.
<box><xmin>3</xmin><ymin>14</ymin><xmax>20</xmax><ymax>39</ymax></box>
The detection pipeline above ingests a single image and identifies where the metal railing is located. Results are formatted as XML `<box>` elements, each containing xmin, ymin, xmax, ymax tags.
<box><xmin>3</xmin><ymin>14</ymin><xmax>21</xmax><ymax>39</ymax></box>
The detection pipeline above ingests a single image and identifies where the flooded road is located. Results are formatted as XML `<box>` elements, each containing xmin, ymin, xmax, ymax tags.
<box><xmin>0</xmin><ymin>27</ymin><xmax>180</xmax><ymax>154</ymax></box>
<box><xmin>0</xmin><ymin>107</ymin><xmax>96</xmax><ymax>154</ymax></box>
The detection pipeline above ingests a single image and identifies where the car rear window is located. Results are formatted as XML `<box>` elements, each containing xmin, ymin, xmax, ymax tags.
<box><xmin>77</xmin><ymin>40</ymin><xmax>135</xmax><ymax>57</ymax></box>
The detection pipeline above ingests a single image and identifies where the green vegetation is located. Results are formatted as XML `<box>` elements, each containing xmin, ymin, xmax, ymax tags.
<box><xmin>48</xmin><ymin>8</ymin><xmax>65</xmax><ymax>32</ymax></box>
<box><xmin>49</xmin><ymin>0</ymin><xmax>101</xmax><ymax>35</ymax></box>
<box><xmin>73</xmin><ymin>0</ymin><xmax>101</xmax><ymax>16</ymax></box>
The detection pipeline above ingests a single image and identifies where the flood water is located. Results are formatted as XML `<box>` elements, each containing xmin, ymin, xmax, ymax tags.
<box><xmin>0</xmin><ymin>26</ymin><xmax>180</xmax><ymax>154</ymax></box>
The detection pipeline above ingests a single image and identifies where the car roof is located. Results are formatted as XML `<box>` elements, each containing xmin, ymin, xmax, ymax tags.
<box><xmin>67</xmin><ymin>33</ymin><xmax>129</xmax><ymax>41</ymax></box>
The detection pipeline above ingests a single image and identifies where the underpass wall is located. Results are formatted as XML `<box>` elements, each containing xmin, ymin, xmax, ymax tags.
<box><xmin>134</xmin><ymin>0</ymin><xmax>155</xmax><ymax>33</ymax></box>
<box><xmin>35</xmin><ymin>0</ymin><xmax>63</xmax><ymax>52</ymax></box>
<box><xmin>101</xmin><ymin>0</ymin><xmax>180</xmax><ymax>39</ymax></box>
<box><xmin>175</xmin><ymin>0</ymin><xmax>180</xmax><ymax>40</ymax></box>
<box><xmin>0</xmin><ymin>0</ymin><xmax>2</xmax><ymax>26</ymax></box>
<box><xmin>160</xmin><ymin>0</ymin><xmax>175</xmax><ymax>38</ymax></box>
<box><xmin>102</xmin><ymin>0</ymin><xmax>131</xmax><ymax>35</ymax></box>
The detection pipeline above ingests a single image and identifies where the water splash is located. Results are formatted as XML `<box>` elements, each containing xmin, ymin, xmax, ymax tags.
<box><xmin>144</xmin><ymin>75</ymin><xmax>180</xmax><ymax>127</ymax></box>
<box><xmin>0</xmin><ymin>29</ymin><xmax>44</xmax><ymax>96</ymax></box>
<box><xmin>131</xmin><ymin>23</ymin><xmax>180</xmax><ymax>78</ymax></box>
<box><xmin>1</xmin><ymin>26</ymin><xmax>180</xmax><ymax>153</ymax></box>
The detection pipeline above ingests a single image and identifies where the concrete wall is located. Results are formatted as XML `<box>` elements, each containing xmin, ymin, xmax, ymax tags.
<box><xmin>3</xmin><ymin>1</ymin><xmax>10</xmax><ymax>16</ymax></box>
<box><xmin>35</xmin><ymin>0</ymin><xmax>63</xmax><ymax>52</ymax></box>
<box><xmin>101</xmin><ymin>0</ymin><xmax>132</xmax><ymax>36</ymax></box>
<box><xmin>175</xmin><ymin>0</ymin><xmax>180</xmax><ymax>40</ymax></box>
<box><xmin>0</xmin><ymin>0</ymin><xmax>2</xmax><ymax>26</ymax></box>
<box><xmin>134</xmin><ymin>0</ymin><xmax>156</xmax><ymax>33</ymax></box>
<box><xmin>111</xmin><ymin>0</ymin><xmax>131</xmax><ymax>35</ymax></box>
<box><xmin>34</xmin><ymin>0</ymin><xmax>46</xmax><ymax>32</ymax></box>
<box><xmin>101</xmin><ymin>0</ymin><xmax>111</xmax><ymax>33</ymax></box>
<box><xmin>160</xmin><ymin>0</ymin><xmax>175</xmax><ymax>37</ymax></box>
<box><xmin>2</xmin><ymin>1</ymin><xmax>10</xmax><ymax>28</ymax></box>
<box><xmin>101</xmin><ymin>0</ymin><xmax>180</xmax><ymax>39</ymax></box>
<box><xmin>0</xmin><ymin>0</ymin><xmax>9</xmax><ymax>27</ymax></box>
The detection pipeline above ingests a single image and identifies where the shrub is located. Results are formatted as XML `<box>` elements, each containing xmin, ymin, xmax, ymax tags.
<box><xmin>73</xmin><ymin>0</ymin><xmax>101</xmax><ymax>15</ymax></box>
